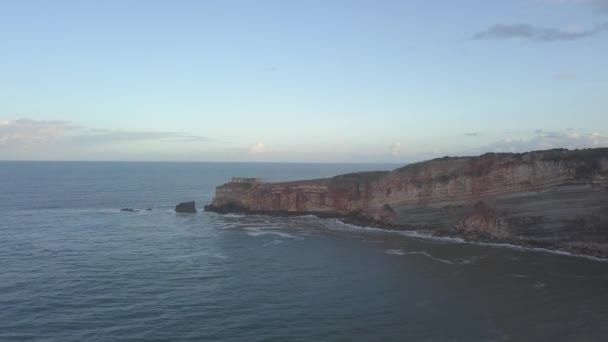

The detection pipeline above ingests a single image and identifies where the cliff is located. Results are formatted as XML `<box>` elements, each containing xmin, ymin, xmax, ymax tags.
<box><xmin>205</xmin><ymin>148</ymin><xmax>608</xmax><ymax>257</ymax></box>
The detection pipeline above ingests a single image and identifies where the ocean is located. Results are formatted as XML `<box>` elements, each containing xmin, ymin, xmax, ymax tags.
<box><xmin>1</xmin><ymin>161</ymin><xmax>608</xmax><ymax>341</ymax></box>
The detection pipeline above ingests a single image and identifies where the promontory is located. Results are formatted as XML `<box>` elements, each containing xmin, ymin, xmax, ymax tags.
<box><xmin>205</xmin><ymin>148</ymin><xmax>608</xmax><ymax>257</ymax></box>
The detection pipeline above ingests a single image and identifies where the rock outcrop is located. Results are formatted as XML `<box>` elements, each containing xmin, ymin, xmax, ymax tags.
<box><xmin>175</xmin><ymin>201</ymin><xmax>197</xmax><ymax>213</ymax></box>
<box><xmin>205</xmin><ymin>148</ymin><xmax>608</xmax><ymax>257</ymax></box>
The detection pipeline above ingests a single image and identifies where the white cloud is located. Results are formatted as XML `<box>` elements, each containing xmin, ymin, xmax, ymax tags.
<box><xmin>0</xmin><ymin>119</ymin><xmax>75</xmax><ymax>148</ymax></box>
<box><xmin>250</xmin><ymin>142</ymin><xmax>269</xmax><ymax>154</ymax></box>
<box><xmin>590</xmin><ymin>132</ymin><xmax>606</xmax><ymax>146</ymax></box>
<box><xmin>389</xmin><ymin>142</ymin><xmax>405</xmax><ymax>156</ymax></box>
<box><xmin>0</xmin><ymin>118</ymin><xmax>211</xmax><ymax>149</ymax></box>
<box><xmin>483</xmin><ymin>130</ymin><xmax>608</xmax><ymax>153</ymax></box>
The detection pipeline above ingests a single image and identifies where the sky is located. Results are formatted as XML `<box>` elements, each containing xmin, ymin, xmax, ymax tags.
<box><xmin>0</xmin><ymin>0</ymin><xmax>607</xmax><ymax>163</ymax></box>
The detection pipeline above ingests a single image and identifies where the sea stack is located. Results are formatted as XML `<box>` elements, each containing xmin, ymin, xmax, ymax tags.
<box><xmin>175</xmin><ymin>201</ymin><xmax>197</xmax><ymax>213</ymax></box>
<box><xmin>205</xmin><ymin>148</ymin><xmax>608</xmax><ymax>257</ymax></box>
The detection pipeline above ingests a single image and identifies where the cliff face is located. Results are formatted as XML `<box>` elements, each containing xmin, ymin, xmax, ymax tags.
<box><xmin>206</xmin><ymin>148</ymin><xmax>608</xmax><ymax>257</ymax></box>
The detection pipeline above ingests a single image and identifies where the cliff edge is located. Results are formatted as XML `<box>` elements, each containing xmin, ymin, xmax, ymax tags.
<box><xmin>205</xmin><ymin>148</ymin><xmax>608</xmax><ymax>257</ymax></box>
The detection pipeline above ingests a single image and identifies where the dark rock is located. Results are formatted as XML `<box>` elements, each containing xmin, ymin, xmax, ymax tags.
<box><xmin>204</xmin><ymin>203</ymin><xmax>247</xmax><ymax>214</ymax></box>
<box><xmin>175</xmin><ymin>201</ymin><xmax>197</xmax><ymax>213</ymax></box>
<box><xmin>120</xmin><ymin>208</ymin><xmax>139</xmax><ymax>212</ymax></box>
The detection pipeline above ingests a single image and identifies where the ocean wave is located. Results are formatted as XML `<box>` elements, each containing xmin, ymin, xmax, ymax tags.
<box><xmin>262</xmin><ymin>240</ymin><xmax>284</xmax><ymax>247</ymax></box>
<box><xmin>296</xmin><ymin>214</ymin><xmax>323</xmax><ymax>220</ymax></box>
<box><xmin>328</xmin><ymin>219</ymin><xmax>466</xmax><ymax>243</ymax></box>
<box><xmin>327</xmin><ymin>219</ymin><xmax>608</xmax><ymax>263</ymax></box>
<box><xmin>243</xmin><ymin>227</ymin><xmax>302</xmax><ymax>239</ymax></box>
<box><xmin>459</xmin><ymin>255</ymin><xmax>486</xmax><ymax>264</ymax></box>
<box><xmin>166</xmin><ymin>251</ymin><xmax>228</xmax><ymax>261</ymax></box>
<box><xmin>385</xmin><ymin>249</ymin><xmax>487</xmax><ymax>265</ymax></box>
<box><xmin>397</xmin><ymin>230</ymin><xmax>466</xmax><ymax>244</ymax></box>
<box><xmin>212</xmin><ymin>214</ymin><xmax>608</xmax><ymax>263</ymax></box>
<box><xmin>222</xmin><ymin>213</ymin><xmax>246</xmax><ymax>218</ymax></box>
<box><xmin>405</xmin><ymin>251</ymin><xmax>455</xmax><ymax>264</ymax></box>
<box><xmin>469</xmin><ymin>241</ymin><xmax>608</xmax><ymax>263</ymax></box>
<box><xmin>385</xmin><ymin>249</ymin><xmax>455</xmax><ymax>264</ymax></box>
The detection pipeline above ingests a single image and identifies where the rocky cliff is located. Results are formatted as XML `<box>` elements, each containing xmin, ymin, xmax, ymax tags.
<box><xmin>205</xmin><ymin>148</ymin><xmax>608</xmax><ymax>257</ymax></box>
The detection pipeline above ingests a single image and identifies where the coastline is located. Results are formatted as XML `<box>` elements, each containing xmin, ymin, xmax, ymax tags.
<box><xmin>204</xmin><ymin>205</ymin><xmax>608</xmax><ymax>261</ymax></box>
<box><xmin>205</xmin><ymin>148</ymin><xmax>608</xmax><ymax>261</ymax></box>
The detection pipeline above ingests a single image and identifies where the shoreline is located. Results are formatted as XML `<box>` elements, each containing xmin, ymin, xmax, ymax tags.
<box><xmin>204</xmin><ymin>205</ymin><xmax>608</xmax><ymax>262</ymax></box>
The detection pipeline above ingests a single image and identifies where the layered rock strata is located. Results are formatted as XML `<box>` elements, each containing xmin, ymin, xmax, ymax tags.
<box><xmin>205</xmin><ymin>148</ymin><xmax>608</xmax><ymax>257</ymax></box>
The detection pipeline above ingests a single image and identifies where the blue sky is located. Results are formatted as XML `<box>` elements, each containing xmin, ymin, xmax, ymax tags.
<box><xmin>1</xmin><ymin>0</ymin><xmax>607</xmax><ymax>162</ymax></box>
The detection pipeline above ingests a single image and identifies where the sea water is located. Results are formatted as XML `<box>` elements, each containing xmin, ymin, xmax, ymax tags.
<box><xmin>1</xmin><ymin>161</ymin><xmax>608</xmax><ymax>341</ymax></box>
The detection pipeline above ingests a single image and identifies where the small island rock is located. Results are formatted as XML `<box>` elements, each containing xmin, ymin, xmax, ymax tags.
<box><xmin>175</xmin><ymin>201</ymin><xmax>197</xmax><ymax>213</ymax></box>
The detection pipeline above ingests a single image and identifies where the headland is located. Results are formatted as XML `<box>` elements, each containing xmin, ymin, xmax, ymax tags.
<box><xmin>205</xmin><ymin>148</ymin><xmax>608</xmax><ymax>257</ymax></box>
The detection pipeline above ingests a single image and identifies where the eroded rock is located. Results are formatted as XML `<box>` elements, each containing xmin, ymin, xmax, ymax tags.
<box><xmin>175</xmin><ymin>201</ymin><xmax>197</xmax><ymax>213</ymax></box>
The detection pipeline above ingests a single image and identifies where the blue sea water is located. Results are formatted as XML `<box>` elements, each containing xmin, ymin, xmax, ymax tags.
<box><xmin>1</xmin><ymin>161</ymin><xmax>608</xmax><ymax>341</ymax></box>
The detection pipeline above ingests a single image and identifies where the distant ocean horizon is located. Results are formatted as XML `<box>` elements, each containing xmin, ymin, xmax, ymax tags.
<box><xmin>2</xmin><ymin>161</ymin><xmax>608</xmax><ymax>341</ymax></box>
<box><xmin>0</xmin><ymin>160</ymin><xmax>406</xmax><ymax>165</ymax></box>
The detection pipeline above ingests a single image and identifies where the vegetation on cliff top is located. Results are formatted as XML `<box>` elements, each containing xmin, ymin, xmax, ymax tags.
<box><xmin>394</xmin><ymin>148</ymin><xmax>608</xmax><ymax>175</ymax></box>
<box><xmin>330</xmin><ymin>171</ymin><xmax>389</xmax><ymax>184</ymax></box>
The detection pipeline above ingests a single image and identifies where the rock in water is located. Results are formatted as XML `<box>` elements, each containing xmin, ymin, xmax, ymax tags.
<box><xmin>175</xmin><ymin>201</ymin><xmax>197</xmax><ymax>213</ymax></box>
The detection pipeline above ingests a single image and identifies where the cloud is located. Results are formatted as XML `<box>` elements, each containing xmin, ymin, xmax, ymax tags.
<box><xmin>482</xmin><ymin>129</ymin><xmax>608</xmax><ymax>153</ymax></box>
<box><xmin>0</xmin><ymin>119</ymin><xmax>76</xmax><ymax>147</ymax></box>
<box><xmin>389</xmin><ymin>142</ymin><xmax>405</xmax><ymax>156</ymax></box>
<box><xmin>473</xmin><ymin>22</ymin><xmax>608</xmax><ymax>42</ymax></box>
<box><xmin>70</xmin><ymin>129</ymin><xmax>211</xmax><ymax>144</ymax></box>
<box><xmin>0</xmin><ymin>118</ymin><xmax>211</xmax><ymax>148</ymax></box>
<box><xmin>250</xmin><ymin>142</ymin><xmax>269</xmax><ymax>154</ymax></box>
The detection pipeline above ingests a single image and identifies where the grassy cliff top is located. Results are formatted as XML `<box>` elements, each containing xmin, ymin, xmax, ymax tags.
<box><xmin>394</xmin><ymin>148</ymin><xmax>608</xmax><ymax>173</ymax></box>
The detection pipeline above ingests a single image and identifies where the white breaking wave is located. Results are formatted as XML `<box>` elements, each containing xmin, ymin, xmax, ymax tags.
<box><xmin>459</xmin><ymin>255</ymin><xmax>486</xmax><ymax>264</ymax></box>
<box><xmin>470</xmin><ymin>241</ymin><xmax>608</xmax><ymax>263</ymax></box>
<box><xmin>385</xmin><ymin>249</ymin><xmax>455</xmax><ymax>264</ymax></box>
<box><xmin>397</xmin><ymin>230</ymin><xmax>466</xmax><ymax>244</ymax></box>
<box><xmin>327</xmin><ymin>218</ymin><xmax>608</xmax><ymax>263</ymax></box>
<box><xmin>166</xmin><ymin>251</ymin><xmax>227</xmax><ymax>261</ymax></box>
<box><xmin>262</xmin><ymin>240</ymin><xmax>284</xmax><ymax>247</ymax></box>
<box><xmin>385</xmin><ymin>249</ymin><xmax>488</xmax><ymax>265</ymax></box>
<box><xmin>296</xmin><ymin>214</ymin><xmax>321</xmax><ymax>219</ymax></box>
<box><xmin>222</xmin><ymin>213</ymin><xmax>246</xmax><ymax>218</ymax></box>
<box><xmin>328</xmin><ymin>219</ymin><xmax>465</xmax><ymax>244</ymax></box>
<box><xmin>243</xmin><ymin>227</ymin><xmax>302</xmax><ymax>239</ymax></box>
<box><xmin>212</xmin><ymin>213</ymin><xmax>608</xmax><ymax>263</ymax></box>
